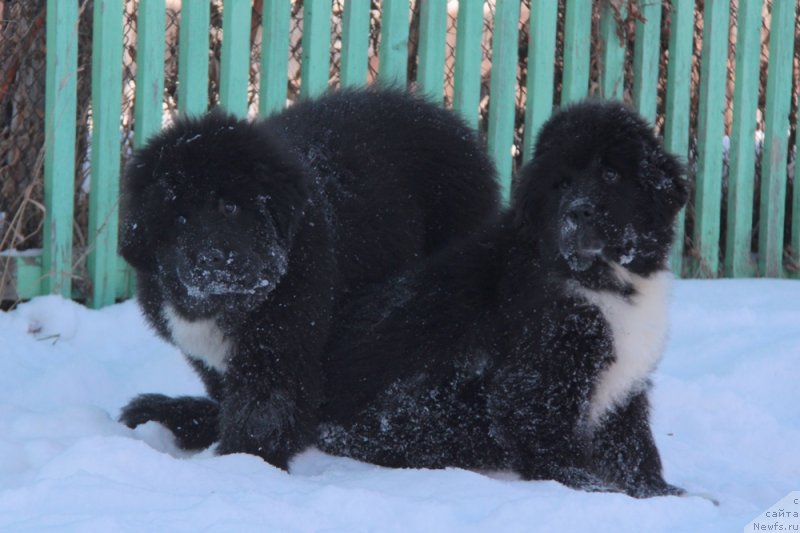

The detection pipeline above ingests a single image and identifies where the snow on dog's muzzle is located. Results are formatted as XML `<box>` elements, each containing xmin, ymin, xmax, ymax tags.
<box><xmin>559</xmin><ymin>199</ymin><xmax>605</xmax><ymax>271</ymax></box>
<box><xmin>175</xmin><ymin>245</ymin><xmax>274</xmax><ymax>298</ymax></box>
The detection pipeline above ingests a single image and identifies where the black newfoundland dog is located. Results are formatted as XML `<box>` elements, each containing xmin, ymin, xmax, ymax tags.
<box><xmin>118</xmin><ymin>88</ymin><xmax>499</xmax><ymax>469</ymax></box>
<box><xmin>319</xmin><ymin>100</ymin><xmax>689</xmax><ymax>498</ymax></box>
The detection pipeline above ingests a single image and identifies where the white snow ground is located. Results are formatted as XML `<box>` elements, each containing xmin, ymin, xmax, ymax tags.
<box><xmin>0</xmin><ymin>279</ymin><xmax>798</xmax><ymax>532</ymax></box>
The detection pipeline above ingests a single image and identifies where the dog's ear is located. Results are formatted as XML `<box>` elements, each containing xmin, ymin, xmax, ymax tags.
<box><xmin>652</xmin><ymin>148</ymin><xmax>688</xmax><ymax>213</ymax></box>
<box><xmin>266</xmin><ymin>190</ymin><xmax>305</xmax><ymax>245</ymax></box>
<box><xmin>512</xmin><ymin>158</ymin><xmax>551</xmax><ymax>232</ymax></box>
<box><xmin>253</xmin><ymin>158</ymin><xmax>309</xmax><ymax>245</ymax></box>
<box><xmin>667</xmin><ymin>173</ymin><xmax>689</xmax><ymax>212</ymax></box>
<box><xmin>118</xmin><ymin>156</ymin><xmax>162</xmax><ymax>272</ymax></box>
<box><xmin>119</xmin><ymin>198</ymin><xmax>158</xmax><ymax>272</ymax></box>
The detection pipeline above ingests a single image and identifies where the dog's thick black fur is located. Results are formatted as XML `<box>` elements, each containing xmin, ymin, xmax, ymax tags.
<box><xmin>118</xmin><ymin>88</ymin><xmax>499</xmax><ymax>469</ymax></box>
<box><xmin>318</xmin><ymin>100</ymin><xmax>688</xmax><ymax>498</ymax></box>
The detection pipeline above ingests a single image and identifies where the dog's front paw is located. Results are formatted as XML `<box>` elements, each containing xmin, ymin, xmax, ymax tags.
<box><xmin>120</xmin><ymin>393</ymin><xmax>220</xmax><ymax>450</ymax></box>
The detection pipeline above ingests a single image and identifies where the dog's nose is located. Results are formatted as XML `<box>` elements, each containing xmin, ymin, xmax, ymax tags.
<box><xmin>566</xmin><ymin>201</ymin><xmax>596</xmax><ymax>223</ymax></box>
<box><xmin>197</xmin><ymin>249</ymin><xmax>226</xmax><ymax>269</ymax></box>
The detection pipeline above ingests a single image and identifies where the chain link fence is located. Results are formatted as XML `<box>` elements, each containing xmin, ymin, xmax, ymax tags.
<box><xmin>1</xmin><ymin>0</ymin><xmax>798</xmax><ymax>279</ymax></box>
<box><xmin>1</xmin><ymin>0</ymin><xmax>47</xmax><ymax>254</ymax></box>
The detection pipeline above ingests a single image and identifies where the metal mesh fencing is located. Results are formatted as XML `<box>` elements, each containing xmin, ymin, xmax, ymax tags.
<box><xmin>0</xmin><ymin>0</ymin><xmax>798</xmax><ymax>279</ymax></box>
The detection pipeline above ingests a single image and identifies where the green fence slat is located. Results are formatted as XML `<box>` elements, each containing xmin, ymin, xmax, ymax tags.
<box><xmin>301</xmin><ymin>0</ymin><xmax>332</xmax><ymax>98</ymax></box>
<box><xmin>522</xmin><ymin>0</ymin><xmax>558</xmax><ymax>163</ymax></box>
<box><xmin>664</xmin><ymin>0</ymin><xmax>694</xmax><ymax>276</ymax></box>
<box><xmin>724</xmin><ymin>0</ymin><xmax>762</xmax><ymax>278</ymax></box>
<box><xmin>452</xmin><ymin>0</ymin><xmax>483</xmax><ymax>128</ymax></box>
<box><xmin>693</xmin><ymin>0</ymin><xmax>730</xmax><ymax>277</ymax></box>
<box><xmin>794</xmin><ymin>117</ymin><xmax>800</xmax><ymax>279</ymax></box>
<box><xmin>417</xmin><ymin>0</ymin><xmax>447</xmax><ymax>101</ymax></box>
<box><xmin>87</xmin><ymin>0</ymin><xmax>124</xmax><ymax>308</ymax></box>
<box><xmin>134</xmin><ymin>0</ymin><xmax>165</xmax><ymax>147</ymax></box>
<box><xmin>632</xmin><ymin>0</ymin><xmax>661</xmax><ymax>122</ymax></box>
<box><xmin>13</xmin><ymin>256</ymin><xmax>44</xmax><ymax>300</ymax></box>
<box><xmin>42</xmin><ymin>0</ymin><xmax>79</xmax><ymax>297</ymax></box>
<box><xmin>561</xmin><ymin>0</ymin><xmax>591</xmax><ymax>104</ymax></box>
<box><xmin>220</xmin><ymin>0</ymin><xmax>252</xmax><ymax>116</ymax></box>
<box><xmin>758</xmin><ymin>0</ymin><xmax>796</xmax><ymax>278</ymax></box>
<box><xmin>128</xmin><ymin>0</ymin><xmax>166</xmax><ymax>300</ymax></box>
<box><xmin>486</xmin><ymin>0</ymin><xmax>519</xmax><ymax>204</ymax></box>
<box><xmin>260</xmin><ymin>0</ymin><xmax>290</xmax><ymax>115</ymax></box>
<box><xmin>340</xmin><ymin>0</ymin><xmax>370</xmax><ymax>87</ymax></box>
<box><xmin>598</xmin><ymin>1</ymin><xmax>625</xmax><ymax>100</ymax></box>
<box><xmin>378</xmin><ymin>0</ymin><xmax>409</xmax><ymax>86</ymax></box>
<box><xmin>178</xmin><ymin>0</ymin><xmax>209</xmax><ymax>115</ymax></box>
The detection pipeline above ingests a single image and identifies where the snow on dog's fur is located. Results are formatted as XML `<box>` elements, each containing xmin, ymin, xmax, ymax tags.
<box><xmin>118</xmin><ymin>88</ymin><xmax>499</xmax><ymax>469</ymax></box>
<box><xmin>319</xmin><ymin>100</ymin><xmax>688</xmax><ymax>498</ymax></box>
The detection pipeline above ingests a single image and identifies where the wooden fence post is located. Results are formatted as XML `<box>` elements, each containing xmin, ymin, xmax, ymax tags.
<box><xmin>758</xmin><ymin>0</ymin><xmax>796</xmax><ymax>278</ymax></box>
<box><xmin>486</xmin><ymin>0</ymin><xmax>519</xmax><ymax>204</ymax></box>
<box><xmin>793</xmin><ymin>119</ymin><xmax>800</xmax><ymax>279</ymax></box>
<box><xmin>259</xmin><ymin>0</ymin><xmax>290</xmax><ymax>116</ymax></box>
<box><xmin>125</xmin><ymin>0</ymin><xmax>167</xmax><ymax>299</ymax></box>
<box><xmin>725</xmin><ymin>0</ymin><xmax>762</xmax><ymax>278</ymax></box>
<box><xmin>134</xmin><ymin>0</ymin><xmax>165</xmax><ymax>146</ymax></box>
<box><xmin>87</xmin><ymin>0</ymin><xmax>124</xmax><ymax>308</ymax></box>
<box><xmin>42</xmin><ymin>0</ymin><xmax>79</xmax><ymax>297</ymax></box>
<box><xmin>417</xmin><ymin>0</ymin><xmax>447</xmax><ymax>102</ymax></box>
<box><xmin>664</xmin><ymin>0</ymin><xmax>694</xmax><ymax>277</ymax></box>
<box><xmin>340</xmin><ymin>0</ymin><xmax>370</xmax><ymax>88</ymax></box>
<box><xmin>632</xmin><ymin>0</ymin><xmax>661</xmax><ymax>122</ymax></box>
<box><xmin>693</xmin><ymin>0</ymin><xmax>730</xmax><ymax>277</ymax></box>
<box><xmin>301</xmin><ymin>0</ymin><xmax>332</xmax><ymax>99</ymax></box>
<box><xmin>378</xmin><ymin>0</ymin><xmax>410</xmax><ymax>86</ymax></box>
<box><xmin>452</xmin><ymin>1</ymin><xmax>483</xmax><ymax>129</ymax></box>
<box><xmin>522</xmin><ymin>1</ymin><xmax>557</xmax><ymax>163</ymax></box>
<box><xmin>178</xmin><ymin>0</ymin><xmax>209</xmax><ymax>115</ymax></box>
<box><xmin>598</xmin><ymin>1</ymin><xmax>625</xmax><ymax>101</ymax></box>
<box><xmin>220</xmin><ymin>0</ymin><xmax>252</xmax><ymax>116</ymax></box>
<box><xmin>561</xmin><ymin>0</ymin><xmax>591</xmax><ymax>104</ymax></box>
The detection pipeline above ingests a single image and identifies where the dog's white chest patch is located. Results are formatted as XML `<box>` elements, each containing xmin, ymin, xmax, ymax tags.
<box><xmin>163</xmin><ymin>305</ymin><xmax>230</xmax><ymax>373</ymax></box>
<box><xmin>577</xmin><ymin>267</ymin><xmax>671</xmax><ymax>426</ymax></box>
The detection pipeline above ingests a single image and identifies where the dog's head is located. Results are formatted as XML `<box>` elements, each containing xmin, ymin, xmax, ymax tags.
<box><xmin>121</xmin><ymin>110</ymin><xmax>308</xmax><ymax>315</ymax></box>
<box><xmin>514</xmin><ymin>100</ymin><xmax>688</xmax><ymax>276</ymax></box>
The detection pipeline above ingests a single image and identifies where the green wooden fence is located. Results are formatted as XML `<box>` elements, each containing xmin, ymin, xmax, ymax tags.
<box><xmin>8</xmin><ymin>0</ymin><xmax>800</xmax><ymax>308</ymax></box>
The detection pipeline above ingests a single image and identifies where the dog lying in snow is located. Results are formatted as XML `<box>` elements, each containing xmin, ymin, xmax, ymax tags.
<box><xmin>318</xmin><ymin>100</ymin><xmax>688</xmax><ymax>498</ymax></box>
<box><xmin>118</xmin><ymin>88</ymin><xmax>499</xmax><ymax>469</ymax></box>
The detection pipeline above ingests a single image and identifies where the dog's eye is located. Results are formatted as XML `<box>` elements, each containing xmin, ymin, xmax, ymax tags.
<box><xmin>177</xmin><ymin>215</ymin><xmax>187</xmax><ymax>225</ymax></box>
<box><xmin>602</xmin><ymin>168</ymin><xmax>620</xmax><ymax>184</ymax></box>
<box><xmin>219</xmin><ymin>200</ymin><xmax>239</xmax><ymax>217</ymax></box>
<box><xmin>556</xmin><ymin>178</ymin><xmax>571</xmax><ymax>191</ymax></box>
